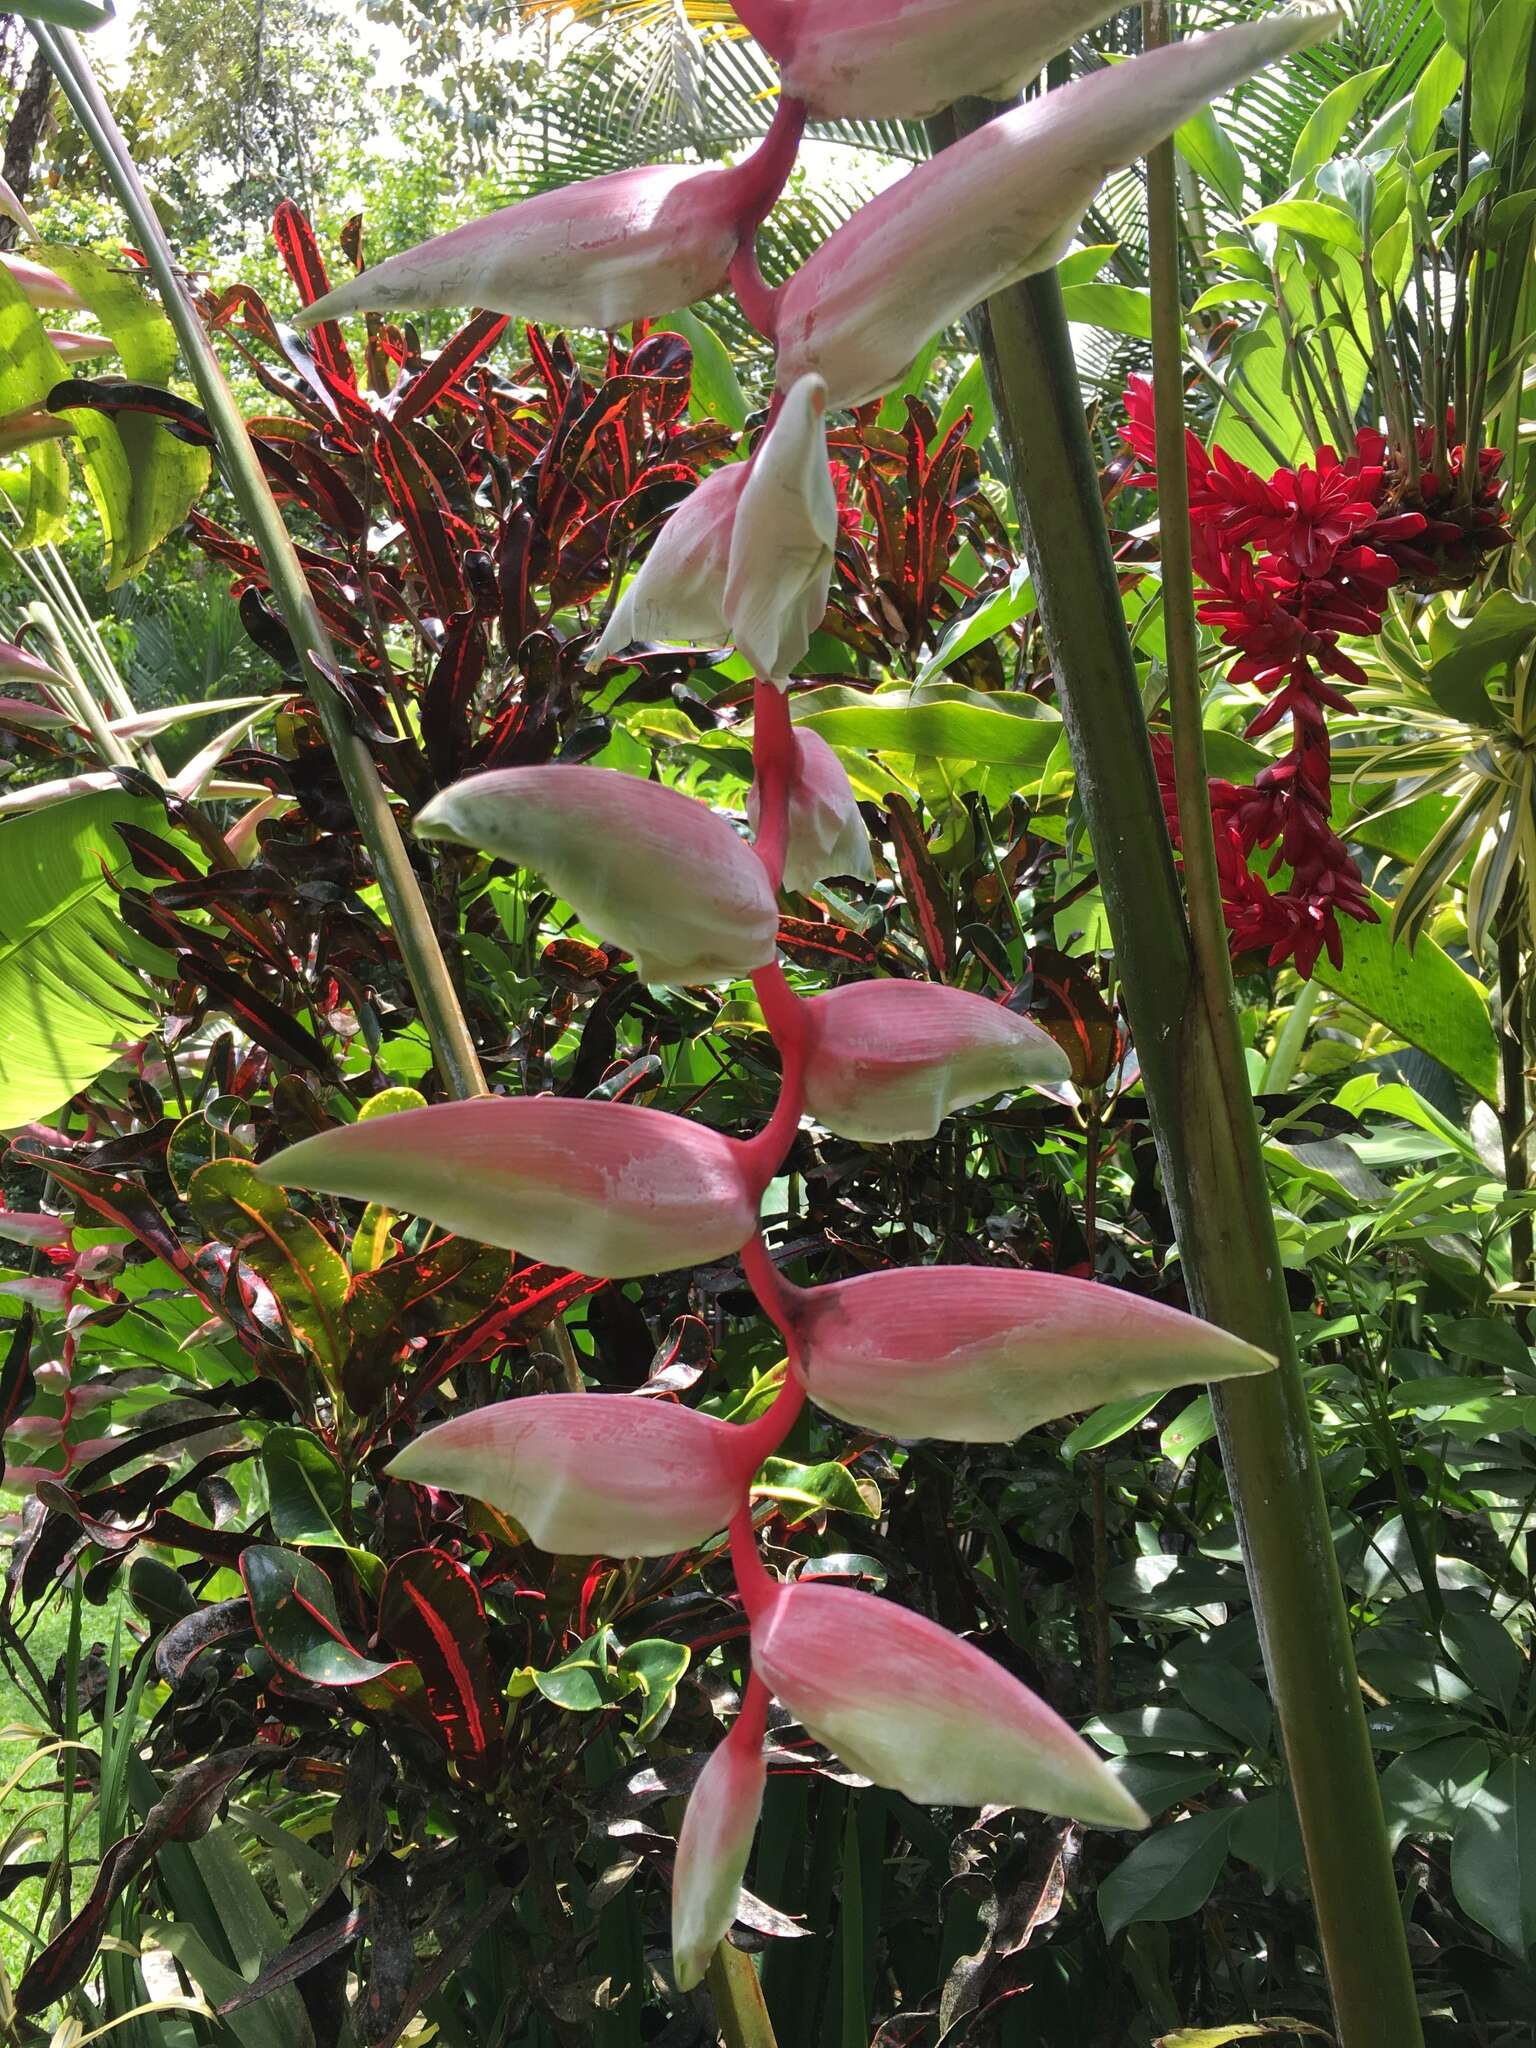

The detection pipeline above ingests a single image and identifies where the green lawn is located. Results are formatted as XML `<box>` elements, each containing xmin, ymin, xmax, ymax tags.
<box><xmin>0</xmin><ymin>1589</ymin><xmax>100</xmax><ymax>1994</ymax></box>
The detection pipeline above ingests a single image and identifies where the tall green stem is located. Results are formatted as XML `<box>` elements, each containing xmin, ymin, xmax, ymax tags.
<box><xmin>928</xmin><ymin>76</ymin><xmax>1424</xmax><ymax>2047</ymax></box>
<box><xmin>27</xmin><ymin>21</ymin><xmax>487</xmax><ymax>1105</ymax></box>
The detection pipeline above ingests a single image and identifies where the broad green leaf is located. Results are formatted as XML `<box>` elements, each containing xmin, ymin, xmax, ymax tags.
<box><xmin>1471</xmin><ymin>0</ymin><xmax>1536</xmax><ymax>158</ymax></box>
<box><xmin>1425</xmin><ymin>591</ymin><xmax>1536</xmax><ymax>724</ymax></box>
<box><xmin>1380</xmin><ymin>1735</ymin><xmax>1491</xmax><ymax>1848</ymax></box>
<box><xmin>1433</xmin><ymin>0</ymin><xmax>1472</xmax><ymax>56</ymax></box>
<box><xmin>1409</xmin><ymin>45</ymin><xmax>1467</xmax><ymax>154</ymax></box>
<box><xmin>1228</xmin><ymin>1791</ymin><xmax>1305</xmax><ymax>1887</ymax></box>
<box><xmin>1451</xmin><ymin>1758</ymin><xmax>1536</xmax><ymax>1953</ymax></box>
<box><xmin>1289</xmin><ymin>64</ymin><xmax>1392</xmax><ymax>181</ymax></box>
<box><xmin>661</xmin><ymin>307</ymin><xmax>748</xmax><ymax>432</ymax></box>
<box><xmin>1160</xmin><ymin>1395</ymin><xmax>1217</xmax><ymax>1470</ymax></box>
<box><xmin>1441</xmin><ymin>1612</ymin><xmax>1525</xmax><ymax>1722</ymax></box>
<box><xmin>0</xmin><ymin>263</ymin><xmax>71</xmax><ymax>546</ymax></box>
<box><xmin>933</xmin><ymin>353</ymin><xmax>995</xmax><ymax>449</ymax></box>
<box><xmin>1175</xmin><ymin>104</ymin><xmax>1246</xmax><ymax>210</ymax></box>
<box><xmin>1105</xmin><ymin>1753</ymin><xmax>1220</xmax><ymax>1818</ymax></box>
<box><xmin>1099</xmin><ymin>1809</ymin><xmax>1235</xmax><ymax>1939</ymax></box>
<box><xmin>1087</xmin><ymin>1707</ymin><xmax>1240</xmax><ymax>1756</ymax></box>
<box><xmin>915</xmin><ymin>564</ymin><xmax>1033</xmax><ymax>684</ymax></box>
<box><xmin>1062</xmin><ymin>1394</ymin><xmax>1162</xmax><ymax>1461</ymax></box>
<box><xmin>0</xmin><ymin>791</ymin><xmax>180</xmax><ymax>1129</ymax></box>
<box><xmin>1156</xmin><ymin>2027</ymin><xmax>1331</xmax><ymax>2047</ymax></box>
<box><xmin>795</xmin><ymin>689</ymin><xmax>1061</xmax><ymax>772</ymax></box>
<box><xmin>530</xmin><ymin>1631</ymin><xmax>612</xmax><ymax>1711</ymax></box>
<box><xmin>1175</xmin><ymin>1662</ymin><xmax>1272</xmax><ymax>1752</ymax></box>
<box><xmin>34</xmin><ymin>244</ymin><xmax>209</xmax><ymax>584</ymax></box>
<box><xmin>618</xmin><ymin>1638</ymin><xmax>690</xmax><ymax>1740</ymax></box>
<box><xmin>13</xmin><ymin>0</ymin><xmax>114</xmax><ymax>21</ymax></box>
<box><xmin>754</xmin><ymin>1456</ymin><xmax>877</xmax><ymax>1520</ymax></box>
<box><xmin>263</xmin><ymin>1426</ymin><xmax>349</xmax><ymax>1547</ymax></box>
<box><xmin>1246</xmin><ymin>200</ymin><xmax>1362</xmax><ymax>252</ymax></box>
<box><xmin>1313</xmin><ymin>888</ymin><xmax>1497</xmax><ymax>1103</ymax></box>
<box><xmin>1061</xmin><ymin>282</ymin><xmax>1152</xmax><ymax>340</ymax></box>
<box><xmin>1056</xmin><ymin>243</ymin><xmax>1120</xmax><ymax>287</ymax></box>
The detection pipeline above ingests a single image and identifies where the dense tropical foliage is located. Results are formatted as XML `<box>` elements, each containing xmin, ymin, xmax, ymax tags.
<box><xmin>0</xmin><ymin>2</ymin><xmax>1533</xmax><ymax>2046</ymax></box>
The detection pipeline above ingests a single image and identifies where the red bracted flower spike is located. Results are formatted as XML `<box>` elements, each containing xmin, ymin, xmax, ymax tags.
<box><xmin>249</xmin><ymin>24</ymin><xmax>1347</xmax><ymax>1989</ymax></box>
<box><xmin>1125</xmin><ymin>377</ymin><xmax>1509</xmax><ymax>976</ymax></box>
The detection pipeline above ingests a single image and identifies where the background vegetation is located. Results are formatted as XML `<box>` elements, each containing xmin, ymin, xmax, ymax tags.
<box><xmin>0</xmin><ymin>2</ymin><xmax>1532</xmax><ymax>2044</ymax></box>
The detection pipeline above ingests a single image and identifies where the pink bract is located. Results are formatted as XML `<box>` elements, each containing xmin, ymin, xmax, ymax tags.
<box><xmin>414</xmin><ymin>764</ymin><xmax>779</xmax><ymax>987</ymax></box>
<box><xmin>672</xmin><ymin>1717</ymin><xmax>767</xmax><ymax>1991</ymax></box>
<box><xmin>1</xmin><ymin>252</ymin><xmax>86</xmax><ymax>310</ymax></box>
<box><xmin>257</xmin><ymin>1097</ymin><xmax>760</xmax><ymax>1279</ymax></box>
<box><xmin>388</xmin><ymin>1392</ymin><xmax>755</xmax><ymax>1557</ymax></box>
<box><xmin>771</xmin><ymin>12</ymin><xmax>1341</xmax><ymax>409</ymax></box>
<box><xmin>801</xmin><ymin>980</ymin><xmax>1070</xmax><ymax>1142</ymax></box>
<box><xmin>746</xmin><ymin>726</ymin><xmax>873</xmax><ymax>894</ymax></box>
<box><xmin>734</xmin><ymin>0</ymin><xmax>1125</xmax><ymax>120</ymax></box>
<box><xmin>752</xmin><ymin>1580</ymin><xmax>1145</xmax><ymax>1826</ymax></box>
<box><xmin>785</xmin><ymin>1265</ymin><xmax>1274</xmax><ymax>1442</ymax></box>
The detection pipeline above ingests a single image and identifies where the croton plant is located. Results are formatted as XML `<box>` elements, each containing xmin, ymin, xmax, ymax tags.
<box><xmin>0</xmin><ymin>0</ymin><xmax>1347</xmax><ymax>2031</ymax></box>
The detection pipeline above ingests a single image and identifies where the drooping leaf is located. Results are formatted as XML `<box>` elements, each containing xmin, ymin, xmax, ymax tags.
<box><xmin>0</xmin><ymin>791</ymin><xmax>181</xmax><ymax>1129</ymax></box>
<box><xmin>1098</xmin><ymin>1810</ymin><xmax>1236</xmax><ymax>1940</ymax></box>
<box><xmin>1312</xmin><ymin>888</ymin><xmax>1498</xmax><ymax>1103</ymax></box>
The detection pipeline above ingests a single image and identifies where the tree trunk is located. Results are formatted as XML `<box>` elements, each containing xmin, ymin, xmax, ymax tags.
<box><xmin>0</xmin><ymin>49</ymin><xmax>53</xmax><ymax>251</ymax></box>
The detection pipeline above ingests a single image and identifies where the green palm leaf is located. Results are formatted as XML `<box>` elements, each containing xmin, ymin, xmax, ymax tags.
<box><xmin>0</xmin><ymin>792</ymin><xmax>173</xmax><ymax>1130</ymax></box>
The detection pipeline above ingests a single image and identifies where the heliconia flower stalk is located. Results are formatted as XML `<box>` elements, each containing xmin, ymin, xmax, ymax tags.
<box><xmin>0</xmin><ymin>1210</ymin><xmax>74</xmax><ymax>1249</ymax></box>
<box><xmin>770</xmin><ymin>8</ymin><xmax>1340</xmax><ymax>408</ymax></box>
<box><xmin>731</xmin><ymin>0</ymin><xmax>1125</xmax><ymax>119</ymax></box>
<box><xmin>292</xmin><ymin>98</ymin><xmax>805</xmax><ymax>332</ymax></box>
<box><xmin>672</xmin><ymin>1680</ymin><xmax>769</xmax><ymax>1991</ymax></box>
<box><xmin>722</xmin><ymin>374</ymin><xmax>838</xmax><ymax>682</ymax></box>
<box><xmin>746</xmin><ymin>1573</ymin><xmax>1145</xmax><ymax>1827</ymax></box>
<box><xmin>781</xmin><ymin>1265</ymin><xmax>1275</xmax><ymax>1441</ymax></box>
<box><xmin>256</xmin><ymin>1097</ymin><xmax>760</xmax><ymax>1279</ymax></box>
<box><xmin>388</xmin><ymin>1392</ymin><xmax>763</xmax><ymax>1556</ymax></box>
<box><xmin>590</xmin><ymin>373</ymin><xmax>837</xmax><ymax>682</ymax></box>
<box><xmin>414</xmin><ymin>765</ymin><xmax>779</xmax><ymax>987</ymax></box>
<box><xmin>1</xmin><ymin>253</ymin><xmax>86</xmax><ymax>310</ymax></box>
<box><xmin>799</xmin><ymin>980</ymin><xmax>1070</xmax><ymax>1142</ymax></box>
<box><xmin>747</xmin><ymin>726</ymin><xmax>873</xmax><ymax>894</ymax></box>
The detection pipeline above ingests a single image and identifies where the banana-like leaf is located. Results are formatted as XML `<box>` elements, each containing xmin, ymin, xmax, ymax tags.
<box><xmin>0</xmin><ymin>791</ymin><xmax>177</xmax><ymax>1130</ymax></box>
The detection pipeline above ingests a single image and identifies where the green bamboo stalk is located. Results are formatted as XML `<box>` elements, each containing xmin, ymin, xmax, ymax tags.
<box><xmin>26</xmin><ymin>20</ymin><xmax>488</xmax><ymax>1106</ymax></box>
<box><xmin>928</xmin><ymin>71</ymin><xmax>1425</xmax><ymax>2046</ymax></box>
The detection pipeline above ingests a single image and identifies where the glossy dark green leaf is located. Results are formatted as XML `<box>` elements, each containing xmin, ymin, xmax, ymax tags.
<box><xmin>1451</xmin><ymin>1758</ymin><xmax>1536</xmax><ymax>1954</ymax></box>
<box><xmin>240</xmin><ymin>1545</ymin><xmax>403</xmax><ymax>1688</ymax></box>
<box><xmin>1099</xmin><ymin>1810</ymin><xmax>1235</xmax><ymax>1940</ymax></box>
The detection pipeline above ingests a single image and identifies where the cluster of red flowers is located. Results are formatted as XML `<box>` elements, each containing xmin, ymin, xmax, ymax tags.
<box><xmin>1124</xmin><ymin>378</ymin><xmax>1510</xmax><ymax>976</ymax></box>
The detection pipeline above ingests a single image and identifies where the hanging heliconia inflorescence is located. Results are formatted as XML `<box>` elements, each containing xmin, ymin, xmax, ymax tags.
<box><xmin>262</xmin><ymin>0</ymin><xmax>1338</xmax><ymax>1993</ymax></box>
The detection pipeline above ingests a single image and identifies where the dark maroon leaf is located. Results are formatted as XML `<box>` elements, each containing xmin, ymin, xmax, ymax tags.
<box><xmin>272</xmin><ymin>198</ymin><xmax>360</xmax><ymax>399</ymax></box>
<box><xmin>380</xmin><ymin>1550</ymin><xmax>503</xmax><ymax>1781</ymax></box>
<box><xmin>392</xmin><ymin>312</ymin><xmax>511</xmax><ymax>424</ymax></box>
<box><xmin>15</xmin><ymin>1749</ymin><xmax>260</xmax><ymax>2013</ymax></box>
<box><xmin>374</xmin><ymin>417</ymin><xmax>469</xmax><ymax>617</ymax></box>
<box><xmin>46</xmin><ymin>378</ymin><xmax>214</xmax><ymax>445</ymax></box>
<box><xmin>156</xmin><ymin>1598</ymin><xmax>255</xmax><ymax>1687</ymax></box>
<box><xmin>194</xmin><ymin>958</ymin><xmax>339</xmax><ymax>1081</ymax></box>
<box><xmin>422</xmin><ymin>614</ymin><xmax>487</xmax><ymax>783</ymax></box>
<box><xmin>1019</xmin><ymin>947</ymin><xmax>1120</xmax><ymax>1090</ymax></box>
<box><xmin>776</xmin><ymin>916</ymin><xmax>880</xmax><ymax>974</ymax></box>
<box><xmin>114</xmin><ymin>824</ymin><xmax>205</xmax><ymax>884</ymax></box>
<box><xmin>0</xmin><ymin>1313</ymin><xmax>36</xmax><ymax>1491</ymax></box>
<box><xmin>217</xmin><ymin>1897</ymin><xmax>368</xmax><ymax>2017</ymax></box>
<box><xmin>887</xmin><ymin>794</ymin><xmax>954</xmax><ymax>977</ymax></box>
